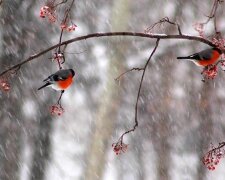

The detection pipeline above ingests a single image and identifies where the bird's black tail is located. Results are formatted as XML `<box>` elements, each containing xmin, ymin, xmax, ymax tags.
<box><xmin>177</xmin><ymin>56</ymin><xmax>189</xmax><ymax>59</ymax></box>
<box><xmin>38</xmin><ymin>82</ymin><xmax>51</xmax><ymax>90</ymax></box>
<box><xmin>177</xmin><ymin>55</ymin><xmax>197</xmax><ymax>60</ymax></box>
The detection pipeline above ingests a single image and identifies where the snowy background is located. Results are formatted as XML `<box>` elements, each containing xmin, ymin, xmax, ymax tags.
<box><xmin>1</xmin><ymin>0</ymin><xmax>225</xmax><ymax>180</ymax></box>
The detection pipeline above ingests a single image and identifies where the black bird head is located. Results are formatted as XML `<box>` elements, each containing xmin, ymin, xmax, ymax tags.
<box><xmin>70</xmin><ymin>69</ymin><xmax>75</xmax><ymax>77</ymax></box>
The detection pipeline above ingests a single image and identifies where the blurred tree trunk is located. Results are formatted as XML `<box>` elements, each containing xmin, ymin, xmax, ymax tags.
<box><xmin>0</xmin><ymin>114</ymin><xmax>22</xmax><ymax>180</ymax></box>
<box><xmin>150</xmin><ymin>1</ymin><xmax>183</xmax><ymax>176</ymax></box>
<box><xmin>30</xmin><ymin>114</ymin><xmax>53</xmax><ymax>180</ymax></box>
<box><xmin>0</xmin><ymin>1</ymin><xmax>54</xmax><ymax>180</ymax></box>
<box><xmin>153</xmin><ymin>53</ymin><xmax>173</xmax><ymax>180</ymax></box>
<box><xmin>133</xmin><ymin>131</ymin><xmax>145</xmax><ymax>180</ymax></box>
<box><xmin>196</xmin><ymin>83</ymin><xmax>213</xmax><ymax>180</ymax></box>
<box><xmin>84</xmin><ymin>0</ymin><xmax>130</xmax><ymax>179</ymax></box>
<box><xmin>0</xmin><ymin>1</ymin><xmax>25</xmax><ymax>180</ymax></box>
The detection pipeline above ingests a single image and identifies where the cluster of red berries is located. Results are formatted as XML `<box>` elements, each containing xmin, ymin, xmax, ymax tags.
<box><xmin>202</xmin><ymin>150</ymin><xmax>223</xmax><ymax>170</ymax></box>
<box><xmin>112</xmin><ymin>141</ymin><xmax>128</xmax><ymax>155</ymax></box>
<box><xmin>61</xmin><ymin>23</ymin><xmax>77</xmax><ymax>32</ymax></box>
<box><xmin>0</xmin><ymin>79</ymin><xmax>10</xmax><ymax>92</ymax></box>
<box><xmin>212</xmin><ymin>37</ymin><xmax>225</xmax><ymax>50</ymax></box>
<box><xmin>39</xmin><ymin>5</ymin><xmax>77</xmax><ymax>32</ymax></box>
<box><xmin>40</xmin><ymin>6</ymin><xmax>56</xmax><ymax>23</ymax></box>
<box><xmin>50</xmin><ymin>104</ymin><xmax>65</xmax><ymax>116</ymax></box>
<box><xmin>202</xmin><ymin>143</ymin><xmax>225</xmax><ymax>171</ymax></box>
<box><xmin>202</xmin><ymin>65</ymin><xmax>218</xmax><ymax>80</ymax></box>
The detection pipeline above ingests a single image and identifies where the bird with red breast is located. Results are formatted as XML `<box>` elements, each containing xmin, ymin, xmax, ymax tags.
<box><xmin>38</xmin><ymin>69</ymin><xmax>75</xmax><ymax>92</ymax></box>
<box><xmin>177</xmin><ymin>47</ymin><xmax>222</xmax><ymax>67</ymax></box>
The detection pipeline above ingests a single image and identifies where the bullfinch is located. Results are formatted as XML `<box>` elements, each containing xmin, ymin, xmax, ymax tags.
<box><xmin>38</xmin><ymin>69</ymin><xmax>75</xmax><ymax>91</ymax></box>
<box><xmin>177</xmin><ymin>47</ymin><xmax>222</xmax><ymax>66</ymax></box>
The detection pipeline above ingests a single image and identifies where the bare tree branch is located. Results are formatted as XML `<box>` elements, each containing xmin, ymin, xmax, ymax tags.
<box><xmin>0</xmin><ymin>32</ymin><xmax>218</xmax><ymax>77</ymax></box>
<box><xmin>145</xmin><ymin>17</ymin><xmax>182</xmax><ymax>35</ymax></box>
<box><xmin>58</xmin><ymin>0</ymin><xmax>75</xmax><ymax>51</ymax></box>
<box><xmin>53</xmin><ymin>0</ymin><xmax>68</xmax><ymax>8</ymax></box>
<box><xmin>115</xmin><ymin>67</ymin><xmax>144</xmax><ymax>81</ymax></box>
<box><xmin>203</xmin><ymin>0</ymin><xmax>223</xmax><ymax>33</ymax></box>
<box><xmin>56</xmin><ymin>0</ymin><xmax>75</xmax><ymax>69</ymax></box>
<box><xmin>115</xmin><ymin>38</ymin><xmax>160</xmax><ymax>144</ymax></box>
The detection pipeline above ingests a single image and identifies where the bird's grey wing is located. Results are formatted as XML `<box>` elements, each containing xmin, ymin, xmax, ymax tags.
<box><xmin>43</xmin><ymin>69</ymin><xmax>70</xmax><ymax>82</ymax></box>
<box><xmin>43</xmin><ymin>74</ymin><xmax>56</xmax><ymax>82</ymax></box>
<box><xmin>198</xmin><ymin>48</ymin><xmax>214</xmax><ymax>60</ymax></box>
<box><xmin>53</xmin><ymin>70</ymin><xmax>70</xmax><ymax>80</ymax></box>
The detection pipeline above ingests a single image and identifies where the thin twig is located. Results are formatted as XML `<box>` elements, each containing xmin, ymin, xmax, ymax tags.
<box><xmin>212</xmin><ymin>0</ymin><xmax>219</xmax><ymax>33</ymax></box>
<box><xmin>115</xmin><ymin>67</ymin><xmax>144</xmax><ymax>81</ymax></box>
<box><xmin>58</xmin><ymin>29</ymin><xmax>64</xmax><ymax>53</ymax></box>
<box><xmin>217</xmin><ymin>142</ymin><xmax>225</xmax><ymax>149</ymax></box>
<box><xmin>145</xmin><ymin>17</ymin><xmax>182</xmax><ymax>35</ymax></box>
<box><xmin>53</xmin><ymin>0</ymin><xmax>68</xmax><ymax>8</ymax></box>
<box><xmin>56</xmin><ymin>0</ymin><xmax>75</xmax><ymax>70</ymax></box>
<box><xmin>205</xmin><ymin>142</ymin><xmax>225</xmax><ymax>156</ymax></box>
<box><xmin>215</xmin><ymin>59</ymin><xmax>225</xmax><ymax>66</ymax></box>
<box><xmin>57</xmin><ymin>90</ymin><xmax>64</xmax><ymax>107</ymax></box>
<box><xmin>203</xmin><ymin>0</ymin><xmax>223</xmax><ymax>33</ymax></box>
<box><xmin>56</xmin><ymin>57</ymin><xmax>63</xmax><ymax>69</ymax></box>
<box><xmin>118</xmin><ymin>39</ymin><xmax>160</xmax><ymax>142</ymax></box>
<box><xmin>58</xmin><ymin>0</ymin><xmax>75</xmax><ymax>53</ymax></box>
<box><xmin>204</xmin><ymin>0</ymin><xmax>217</xmax><ymax>23</ymax></box>
<box><xmin>0</xmin><ymin>32</ymin><xmax>218</xmax><ymax>77</ymax></box>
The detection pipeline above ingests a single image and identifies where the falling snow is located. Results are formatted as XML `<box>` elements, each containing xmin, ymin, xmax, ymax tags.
<box><xmin>1</xmin><ymin>0</ymin><xmax>225</xmax><ymax>180</ymax></box>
